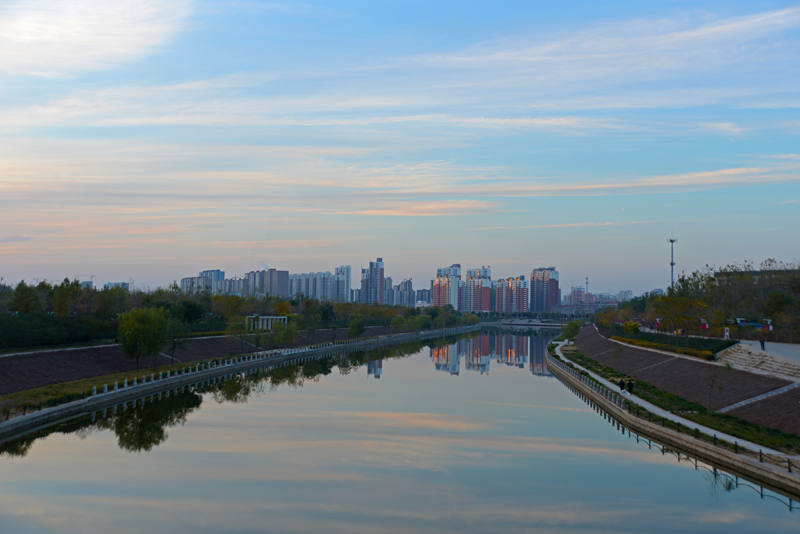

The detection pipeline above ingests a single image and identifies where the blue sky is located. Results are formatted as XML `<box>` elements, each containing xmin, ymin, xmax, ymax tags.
<box><xmin>0</xmin><ymin>1</ymin><xmax>798</xmax><ymax>294</ymax></box>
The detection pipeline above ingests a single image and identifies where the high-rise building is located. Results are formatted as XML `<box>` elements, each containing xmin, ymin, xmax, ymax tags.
<box><xmin>384</xmin><ymin>276</ymin><xmax>394</xmax><ymax>305</ymax></box>
<box><xmin>245</xmin><ymin>270</ymin><xmax>267</xmax><ymax>295</ymax></box>
<box><xmin>437</xmin><ymin>264</ymin><xmax>462</xmax><ymax>279</ymax></box>
<box><xmin>616</xmin><ymin>289</ymin><xmax>633</xmax><ymax>302</ymax></box>
<box><xmin>268</xmin><ymin>268</ymin><xmax>290</xmax><ymax>298</ymax></box>
<box><xmin>415</xmin><ymin>288</ymin><xmax>431</xmax><ymax>306</ymax></box>
<box><xmin>200</xmin><ymin>270</ymin><xmax>225</xmax><ymax>293</ymax></box>
<box><xmin>570</xmin><ymin>286</ymin><xmax>585</xmax><ymax>305</ymax></box>
<box><xmin>104</xmin><ymin>282</ymin><xmax>130</xmax><ymax>291</ymax></box>
<box><xmin>396</xmin><ymin>279</ymin><xmax>415</xmax><ymax>307</ymax></box>
<box><xmin>530</xmin><ymin>267</ymin><xmax>559</xmax><ymax>313</ymax></box>
<box><xmin>464</xmin><ymin>266</ymin><xmax>492</xmax><ymax>312</ymax></box>
<box><xmin>335</xmin><ymin>265</ymin><xmax>352</xmax><ymax>302</ymax></box>
<box><xmin>433</xmin><ymin>274</ymin><xmax>460</xmax><ymax>308</ymax></box>
<box><xmin>181</xmin><ymin>276</ymin><xmax>212</xmax><ymax>293</ymax></box>
<box><xmin>496</xmin><ymin>276</ymin><xmax>529</xmax><ymax>313</ymax></box>
<box><xmin>360</xmin><ymin>258</ymin><xmax>385</xmax><ymax>304</ymax></box>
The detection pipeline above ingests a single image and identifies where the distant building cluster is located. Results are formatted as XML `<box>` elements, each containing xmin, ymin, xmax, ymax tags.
<box><xmin>176</xmin><ymin>257</ymin><xmax>632</xmax><ymax>312</ymax></box>
<box><xmin>429</xmin><ymin>264</ymin><xmax>559</xmax><ymax>314</ymax></box>
<box><xmin>180</xmin><ymin>268</ymin><xmax>291</xmax><ymax>298</ymax></box>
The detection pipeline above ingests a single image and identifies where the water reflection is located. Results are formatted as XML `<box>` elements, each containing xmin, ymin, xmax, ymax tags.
<box><xmin>431</xmin><ymin>330</ymin><xmax>557</xmax><ymax>377</ymax></box>
<box><xmin>1</xmin><ymin>328</ymin><xmax>799</xmax><ymax>533</ymax></box>
<box><xmin>0</xmin><ymin>333</ymin><xmax>478</xmax><ymax>458</ymax></box>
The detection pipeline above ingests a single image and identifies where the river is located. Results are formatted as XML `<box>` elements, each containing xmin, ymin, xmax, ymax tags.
<box><xmin>1</xmin><ymin>328</ymin><xmax>798</xmax><ymax>533</ymax></box>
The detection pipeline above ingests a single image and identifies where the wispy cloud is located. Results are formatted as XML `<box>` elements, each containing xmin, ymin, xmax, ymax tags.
<box><xmin>0</xmin><ymin>0</ymin><xmax>192</xmax><ymax>76</ymax></box>
<box><xmin>0</xmin><ymin>236</ymin><xmax>32</xmax><ymax>243</ymax></box>
<box><xmin>696</xmin><ymin>122</ymin><xmax>746</xmax><ymax>135</ymax></box>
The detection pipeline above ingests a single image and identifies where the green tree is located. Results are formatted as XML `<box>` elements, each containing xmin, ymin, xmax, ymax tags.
<box><xmin>562</xmin><ymin>320</ymin><xmax>582</xmax><ymax>345</ymax></box>
<box><xmin>391</xmin><ymin>314</ymin><xmax>406</xmax><ymax>332</ymax></box>
<box><xmin>9</xmin><ymin>281</ymin><xmax>41</xmax><ymax>314</ymax></box>
<box><xmin>119</xmin><ymin>308</ymin><xmax>168</xmax><ymax>370</ymax></box>
<box><xmin>348</xmin><ymin>315</ymin><xmax>366</xmax><ymax>338</ymax></box>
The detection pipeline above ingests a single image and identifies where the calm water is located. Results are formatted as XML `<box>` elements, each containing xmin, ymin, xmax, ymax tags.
<box><xmin>1</xmin><ymin>329</ymin><xmax>798</xmax><ymax>534</ymax></box>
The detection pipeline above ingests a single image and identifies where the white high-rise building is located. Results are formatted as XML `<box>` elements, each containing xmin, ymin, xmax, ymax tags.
<box><xmin>335</xmin><ymin>265</ymin><xmax>352</xmax><ymax>302</ymax></box>
<box><xmin>200</xmin><ymin>270</ymin><xmax>225</xmax><ymax>293</ymax></box>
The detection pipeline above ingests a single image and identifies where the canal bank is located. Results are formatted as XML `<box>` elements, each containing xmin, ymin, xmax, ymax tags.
<box><xmin>547</xmin><ymin>344</ymin><xmax>800</xmax><ymax>498</ymax></box>
<box><xmin>0</xmin><ymin>324</ymin><xmax>479</xmax><ymax>442</ymax></box>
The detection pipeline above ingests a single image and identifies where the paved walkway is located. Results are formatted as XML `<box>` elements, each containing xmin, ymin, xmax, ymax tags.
<box><xmin>718</xmin><ymin>382</ymin><xmax>800</xmax><ymax>414</ymax></box>
<box><xmin>719</xmin><ymin>343</ymin><xmax>800</xmax><ymax>381</ymax></box>
<box><xmin>739</xmin><ymin>340</ymin><xmax>800</xmax><ymax>365</ymax></box>
<box><xmin>554</xmin><ymin>340</ymin><xmax>786</xmax><ymax>456</ymax></box>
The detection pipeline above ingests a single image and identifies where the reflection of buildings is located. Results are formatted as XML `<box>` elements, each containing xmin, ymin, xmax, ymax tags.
<box><xmin>431</xmin><ymin>344</ymin><xmax>460</xmax><ymax>375</ymax></box>
<box><xmin>496</xmin><ymin>334</ymin><xmax>528</xmax><ymax>368</ymax></box>
<box><xmin>529</xmin><ymin>335</ymin><xmax>550</xmax><ymax>376</ymax></box>
<box><xmin>367</xmin><ymin>360</ymin><xmax>383</xmax><ymax>379</ymax></box>
<box><xmin>463</xmin><ymin>335</ymin><xmax>492</xmax><ymax>374</ymax></box>
<box><xmin>429</xmin><ymin>332</ymin><xmax>556</xmax><ymax>376</ymax></box>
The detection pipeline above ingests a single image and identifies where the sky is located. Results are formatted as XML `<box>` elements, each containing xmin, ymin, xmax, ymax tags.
<box><xmin>0</xmin><ymin>0</ymin><xmax>799</xmax><ymax>295</ymax></box>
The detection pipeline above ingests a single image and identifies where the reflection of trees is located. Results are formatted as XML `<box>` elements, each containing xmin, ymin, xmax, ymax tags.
<box><xmin>0</xmin><ymin>390</ymin><xmax>202</xmax><ymax>457</ymax></box>
<box><xmin>1</xmin><ymin>330</ymin><xmax>478</xmax><ymax>457</ymax></box>
<box><xmin>112</xmin><ymin>392</ymin><xmax>202</xmax><ymax>452</ymax></box>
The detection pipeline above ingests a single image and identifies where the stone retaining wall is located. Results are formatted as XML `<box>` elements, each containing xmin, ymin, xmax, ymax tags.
<box><xmin>546</xmin><ymin>352</ymin><xmax>800</xmax><ymax>499</ymax></box>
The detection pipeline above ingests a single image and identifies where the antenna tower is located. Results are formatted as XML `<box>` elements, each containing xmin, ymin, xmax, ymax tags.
<box><xmin>668</xmin><ymin>238</ymin><xmax>678</xmax><ymax>288</ymax></box>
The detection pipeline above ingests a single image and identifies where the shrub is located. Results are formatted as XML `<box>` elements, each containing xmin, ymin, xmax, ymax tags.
<box><xmin>611</xmin><ymin>336</ymin><xmax>715</xmax><ymax>360</ymax></box>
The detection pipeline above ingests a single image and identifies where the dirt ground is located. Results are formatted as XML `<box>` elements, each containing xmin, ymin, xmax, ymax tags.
<box><xmin>0</xmin><ymin>325</ymin><xmax>396</xmax><ymax>396</ymax></box>
<box><xmin>575</xmin><ymin>326</ymin><xmax>791</xmax><ymax>414</ymax></box>
<box><xmin>727</xmin><ymin>387</ymin><xmax>800</xmax><ymax>436</ymax></box>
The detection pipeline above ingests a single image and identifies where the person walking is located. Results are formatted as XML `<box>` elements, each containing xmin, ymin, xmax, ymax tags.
<box><xmin>619</xmin><ymin>379</ymin><xmax>625</xmax><ymax>392</ymax></box>
<box><xmin>760</xmin><ymin>337</ymin><xmax>766</xmax><ymax>351</ymax></box>
<box><xmin>627</xmin><ymin>381</ymin><xmax>633</xmax><ymax>395</ymax></box>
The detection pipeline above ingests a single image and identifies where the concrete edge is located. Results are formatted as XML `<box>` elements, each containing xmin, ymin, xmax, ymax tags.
<box><xmin>546</xmin><ymin>350</ymin><xmax>800</xmax><ymax>499</ymax></box>
<box><xmin>0</xmin><ymin>325</ymin><xmax>480</xmax><ymax>441</ymax></box>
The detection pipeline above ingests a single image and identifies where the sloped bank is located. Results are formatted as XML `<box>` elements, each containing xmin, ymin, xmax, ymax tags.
<box><xmin>546</xmin><ymin>350</ymin><xmax>800</xmax><ymax>499</ymax></box>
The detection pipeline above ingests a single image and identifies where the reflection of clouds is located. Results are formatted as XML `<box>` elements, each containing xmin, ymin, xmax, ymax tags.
<box><xmin>349</xmin><ymin>411</ymin><xmax>492</xmax><ymax>432</ymax></box>
<box><xmin>465</xmin><ymin>399</ymin><xmax>592</xmax><ymax>413</ymax></box>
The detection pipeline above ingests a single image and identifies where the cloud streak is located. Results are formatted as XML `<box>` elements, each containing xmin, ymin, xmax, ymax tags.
<box><xmin>0</xmin><ymin>0</ymin><xmax>192</xmax><ymax>76</ymax></box>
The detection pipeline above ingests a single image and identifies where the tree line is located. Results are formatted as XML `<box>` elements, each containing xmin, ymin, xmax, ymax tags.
<box><xmin>0</xmin><ymin>278</ymin><xmax>480</xmax><ymax>355</ymax></box>
<box><xmin>595</xmin><ymin>260</ymin><xmax>800</xmax><ymax>343</ymax></box>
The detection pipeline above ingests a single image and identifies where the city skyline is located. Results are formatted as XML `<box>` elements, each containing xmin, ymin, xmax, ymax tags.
<box><xmin>1</xmin><ymin>1</ymin><xmax>799</xmax><ymax>297</ymax></box>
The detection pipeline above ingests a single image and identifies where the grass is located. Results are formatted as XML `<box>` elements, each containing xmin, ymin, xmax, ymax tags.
<box><xmin>553</xmin><ymin>344</ymin><xmax>800</xmax><ymax>454</ymax></box>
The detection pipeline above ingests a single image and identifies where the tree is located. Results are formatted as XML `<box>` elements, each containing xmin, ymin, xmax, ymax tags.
<box><xmin>119</xmin><ymin>308</ymin><xmax>168</xmax><ymax>370</ymax></box>
<box><xmin>164</xmin><ymin>317</ymin><xmax>190</xmax><ymax>365</ymax></box>
<box><xmin>622</xmin><ymin>321</ymin><xmax>641</xmax><ymax>334</ymax></box>
<box><xmin>226</xmin><ymin>314</ymin><xmax>248</xmax><ymax>353</ymax></box>
<box><xmin>391</xmin><ymin>314</ymin><xmax>406</xmax><ymax>332</ymax></box>
<box><xmin>275</xmin><ymin>301</ymin><xmax>292</xmax><ymax>316</ymax></box>
<box><xmin>348</xmin><ymin>315</ymin><xmax>366</xmax><ymax>338</ymax></box>
<box><xmin>319</xmin><ymin>302</ymin><xmax>335</xmax><ymax>323</ymax></box>
<box><xmin>9</xmin><ymin>281</ymin><xmax>41</xmax><ymax>314</ymax></box>
<box><xmin>562</xmin><ymin>320</ymin><xmax>582</xmax><ymax>345</ymax></box>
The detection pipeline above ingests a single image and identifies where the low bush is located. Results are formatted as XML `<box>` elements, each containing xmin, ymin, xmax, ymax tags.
<box><xmin>611</xmin><ymin>336</ymin><xmax>715</xmax><ymax>360</ymax></box>
<box><xmin>609</xmin><ymin>325</ymin><xmax>737</xmax><ymax>354</ymax></box>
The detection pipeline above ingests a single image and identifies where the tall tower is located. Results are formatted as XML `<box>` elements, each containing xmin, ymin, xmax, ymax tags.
<box><xmin>668</xmin><ymin>238</ymin><xmax>678</xmax><ymax>288</ymax></box>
